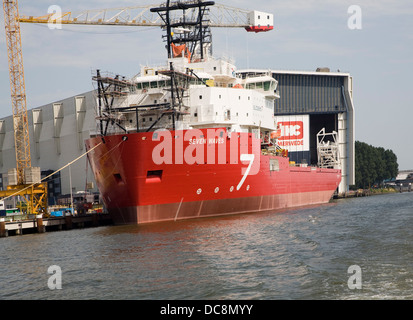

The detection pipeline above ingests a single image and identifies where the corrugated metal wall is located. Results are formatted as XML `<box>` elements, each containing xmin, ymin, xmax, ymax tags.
<box><xmin>273</xmin><ymin>73</ymin><xmax>346</xmax><ymax>115</ymax></box>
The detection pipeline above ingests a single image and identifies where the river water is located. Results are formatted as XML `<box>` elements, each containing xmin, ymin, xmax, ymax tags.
<box><xmin>0</xmin><ymin>192</ymin><xmax>412</xmax><ymax>300</ymax></box>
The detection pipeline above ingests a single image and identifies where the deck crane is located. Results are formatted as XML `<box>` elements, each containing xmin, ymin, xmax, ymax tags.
<box><xmin>1</xmin><ymin>1</ymin><xmax>273</xmax><ymax>215</ymax></box>
<box><xmin>1</xmin><ymin>0</ymin><xmax>47</xmax><ymax>216</ymax></box>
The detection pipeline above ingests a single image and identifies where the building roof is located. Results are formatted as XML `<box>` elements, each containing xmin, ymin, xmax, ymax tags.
<box><xmin>238</xmin><ymin>68</ymin><xmax>350</xmax><ymax>77</ymax></box>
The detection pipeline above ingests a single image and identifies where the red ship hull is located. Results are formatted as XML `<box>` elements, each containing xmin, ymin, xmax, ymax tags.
<box><xmin>85</xmin><ymin>128</ymin><xmax>341</xmax><ymax>224</ymax></box>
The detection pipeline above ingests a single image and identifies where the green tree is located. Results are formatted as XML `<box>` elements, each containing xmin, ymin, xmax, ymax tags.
<box><xmin>384</xmin><ymin>149</ymin><xmax>398</xmax><ymax>180</ymax></box>
<box><xmin>354</xmin><ymin>141</ymin><xmax>399</xmax><ymax>189</ymax></box>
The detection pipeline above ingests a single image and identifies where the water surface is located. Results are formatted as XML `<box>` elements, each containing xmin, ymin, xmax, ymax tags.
<box><xmin>1</xmin><ymin>192</ymin><xmax>412</xmax><ymax>300</ymax></box>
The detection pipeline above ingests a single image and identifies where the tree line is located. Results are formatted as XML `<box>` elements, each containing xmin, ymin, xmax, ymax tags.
<box><xmin>354</xmin><ymin>141</ymin><xmax>399</xmax><ymax>189</ymax></box>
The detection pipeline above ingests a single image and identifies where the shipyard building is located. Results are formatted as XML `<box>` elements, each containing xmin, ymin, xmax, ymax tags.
<box><xmin>0</xmin><ymin>68</ymin><xmax>355</xmax><ymax>205</ymax></box>
<box><xmin>240</xmin><ymin>68</ymin><xmax>355</xmax><ymax>194</ymax></box>
<box><xmin>0</xmin><ymin>92</ymin><xmax>98</xmax><ymax>205</ymax></box>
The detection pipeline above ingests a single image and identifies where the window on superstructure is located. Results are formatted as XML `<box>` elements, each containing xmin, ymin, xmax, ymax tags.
<box><xmin>199</xmin><ymin>95</ymin><xmax>203</xmax><ymax>100</ymax></box>
<box><xmin>151</xmin><ymin>82</ymin><xmax>157</xmax><ymax>89</ymax></box>
<box><xmin>264</xmin><ymin>81</ymin><xmax>271</xmax><ymax>91</ymax></box>
<box><xmin>137</xmin><ymin>83</ymin><xmax>142</xmax><ymax>90</ymax></box>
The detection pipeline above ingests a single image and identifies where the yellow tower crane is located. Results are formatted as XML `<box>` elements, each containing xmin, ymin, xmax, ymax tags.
<box><xmin>1</xmin><ymin>0</ymin><xmax>47</xmax><ymax>217</ymax></box>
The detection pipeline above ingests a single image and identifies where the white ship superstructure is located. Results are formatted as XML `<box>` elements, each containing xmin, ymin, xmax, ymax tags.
<box><xmin>94</xmin><ymin>55</ymin><xmax>279</xmax><ymax>144</ymax></box>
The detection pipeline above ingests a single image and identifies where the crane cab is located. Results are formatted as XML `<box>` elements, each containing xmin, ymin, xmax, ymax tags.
<box><xmin>245</xmin><ymin>10</ymin><xmax>274</xmax><ymax>32</ymax></box>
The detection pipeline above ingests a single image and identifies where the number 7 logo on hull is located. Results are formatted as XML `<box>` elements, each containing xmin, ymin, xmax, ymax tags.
<box><xmin>237</xmin><ymin>154</ymin><xmax>254</xmax><ymax>191</ymax></box>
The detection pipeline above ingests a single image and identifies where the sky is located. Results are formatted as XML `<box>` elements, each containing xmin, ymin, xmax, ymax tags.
<box><xmin>0</xmin><ymin>0</ymin><xmax>412</xmax><ymax>170</ymax></box>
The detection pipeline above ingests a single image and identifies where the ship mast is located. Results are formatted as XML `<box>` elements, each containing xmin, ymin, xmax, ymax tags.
<box><xmin>151</xmin><ymin>0</ymin><xmax>215</xmax><ymax>62</ymax></box>
<box><xmin>149</xmin><ymin>1</ymin><xmax>216</xmax><ymax>130</ymax></box>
